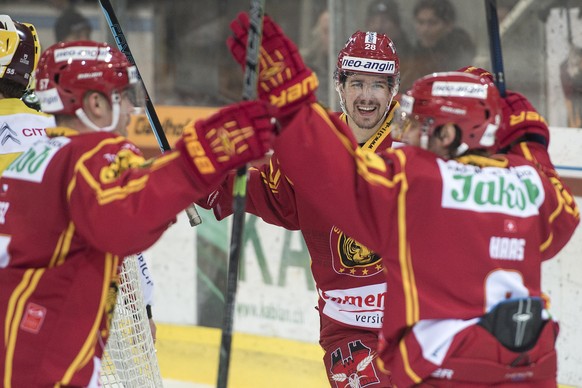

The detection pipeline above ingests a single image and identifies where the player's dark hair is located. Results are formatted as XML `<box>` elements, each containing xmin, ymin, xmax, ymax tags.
<box><xmin>0</xmin><ymin>79</ymin><xmax>26</xmax><ymax>99</ymax></box>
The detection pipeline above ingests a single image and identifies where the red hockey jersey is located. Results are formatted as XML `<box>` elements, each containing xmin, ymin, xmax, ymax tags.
<box><xmin>206</xmin><ymin>102</ymin><xmax>400</xmax><ymax>331</ymax></box>
<box><xmin>0</xmin><ymin>127</ymin><xmax>207</xmax><ymax>387</ymax></box>
<box><xmin>271</xmin><ymin>103</ymin><xmax>579</xmax><ymax>386</ymax></box>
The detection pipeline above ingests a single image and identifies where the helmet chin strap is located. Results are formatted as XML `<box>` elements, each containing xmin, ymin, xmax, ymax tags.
<box><xmin>380</xmin><ymin>94</ymin><xmax>394</xmax><ymax>123</ymax></box>
<box><xmin>420</xmin><ymin>133</ymin><xmax>429</xmax><ymax>150</ymax></box>
<box><xmin>336</xmin><ymin>82</ymin><xmax>348</xmax><ymax>116</ymax></box>
<box><xmin>420</xmin><ymin>118</ymin><xmax>433</xmax><ymax>150</ymax></box>
<box><xmin>455</xmin><ymin>143</ymin><xmax>469</xmax><ymax>156</ymax></box>
<box><xmin>75</xmin><ymin>91</ymin><xmax>121</xmax><ymax>132</ymax></box>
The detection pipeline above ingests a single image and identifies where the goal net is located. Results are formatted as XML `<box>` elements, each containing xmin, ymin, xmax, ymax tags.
<box><xmin>100</xmin><ymin>255</ymin><xmax>164</xmax><ymax>387</ymax></box>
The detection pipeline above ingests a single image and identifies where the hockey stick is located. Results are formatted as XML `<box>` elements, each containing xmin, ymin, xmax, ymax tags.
<box><xmin>216</xmin><ymin>1</ymin><xmax>265</xmax><ymax>387</ymax></box>
<box><xmin>98</xmin><ymin>0</ymin><xmax>202</xmax><ymax>226</ymax></box>
<box><xmin>485</xmin><ymin>0</ymin><xmax>507</xmax><ymax>97</ymax></box>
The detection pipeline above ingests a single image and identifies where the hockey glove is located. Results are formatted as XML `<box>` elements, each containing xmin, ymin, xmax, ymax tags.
<box><xmin>458</xmin><ymin>66</ymin><xmax>495</xmax><ymax>83</ymax></box>
<box><xmin>176</xmin><ymin>100</ymin><xmax>276</xmax><ymax>187</ymax></box>
<box><xmin>227</xmin><ymin>12</ymin><xmax>318</xmax><ymax>119</ymax></box>
<box><xmin>496</xmin><ymin>91</ymin><xmax>550</xmax><ymax>153</ymax></box>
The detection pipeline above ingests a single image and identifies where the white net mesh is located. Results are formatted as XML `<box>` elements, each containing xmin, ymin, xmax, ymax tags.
<box><xmin>100</xmin><ymin>255</ymin><xmax>163</xmax><ymax>387</ymax></box>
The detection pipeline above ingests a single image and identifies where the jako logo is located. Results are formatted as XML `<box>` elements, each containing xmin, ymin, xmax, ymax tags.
<box><xmin>438</xmin><ymin>159</ymin><xmax>545</xmax><ymax>218</ymax></box>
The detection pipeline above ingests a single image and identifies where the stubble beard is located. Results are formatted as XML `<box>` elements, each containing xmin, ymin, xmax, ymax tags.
<box><xmin>347</xmin><ymin>104</ymin><xmax>383</xmax><ymax>131</ymax></box>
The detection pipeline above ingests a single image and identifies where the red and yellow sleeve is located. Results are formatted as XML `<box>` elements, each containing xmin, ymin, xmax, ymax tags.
<box><xmin>67</xmin><ymin>137</ymin><xmax>206</xmax><ymax>256</ymax></box>
<box><xmin>508</xmin><ymin>143</ymin><xmax>580</xmax><ymax>260</ymax></box>
<box><xmin>204</xmin><ymin>155</ymin><xmax>302</xmax><ymax>231</ymax></box>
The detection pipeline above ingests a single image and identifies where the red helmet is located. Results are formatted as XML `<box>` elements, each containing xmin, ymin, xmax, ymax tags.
<box><xmin>335</xmin><ymin>31</ymin><xmax>400</xmax><ymax>90</ymax></box>
<box><xmin>35</xmin><ymin>40</ymin><xmax>138</xmax><ymax>115</ymax></box>
<box><xmin>0</xmin><ymin>15</ymin><xmax>41</xmax><ymax>89</ymax></box>
<box><xmin>397</xmin><ymin>71</ymin><xmax>501</xmax><ymax>153</ymax></box>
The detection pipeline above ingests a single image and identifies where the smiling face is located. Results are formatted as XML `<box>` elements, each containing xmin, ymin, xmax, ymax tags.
<box><xmin>338</xmin><ymin>73</ymin><xmax>394</xmax><ymax>140</ymax></box>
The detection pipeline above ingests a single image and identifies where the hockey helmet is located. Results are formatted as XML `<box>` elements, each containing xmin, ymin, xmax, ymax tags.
<box><xmin>393</xmin><ymin>71</ymin><xmax>501</xmax><ymax>154</ymax></box>
<box><xmin>35</xmin><ymin>40</ymin><xmax>139</xmax><ymax>116</ymax></box>
<box><xmin>335</xmin><ymin>31</ymin><xmax>400</xmax><ymax>94</ymax></box>
<box><xmin>0</xmin><ymin>15</ymin><xmax>40</xmax><ymax>89</ymax></box>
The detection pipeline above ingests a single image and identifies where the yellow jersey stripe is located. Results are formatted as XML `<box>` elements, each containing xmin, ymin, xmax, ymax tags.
<box><xmin>4</xmin><ymin>270</ymin><xmax>34</xmax><ymax>344</ymax></box>
<box><xmin>4</xmin><ymin>268</ymin><xmax>45</xmax><ymax>388</ymax></box>
<box><xmin>399</xmin><ymin>338</ymin><xmax>422</xmax><ymax>384</ymax></box>
<box><xmin>51</xmin><ymin>222</ymin><xmax>76</xmax><ymax>267</ymax></box>
<box><xmin>60</xmin><ymin>254</ymin><xmax>118</xmax><ymax>384</ymax></box>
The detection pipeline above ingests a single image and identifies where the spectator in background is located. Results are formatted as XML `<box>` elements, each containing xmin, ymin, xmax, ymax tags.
<box><xmin>402</xmin><ymin>0</ymin><xmax>476</xmax><ymax>90</ymax></box>
<box><xmin>54</xmin><ymin>5</ymin><xmax>92</xmax><ymax>42</ymax></box>
<box><xmin>365</xmin><ymin>0</ymin><xmax>412</xmax><ymax>74</ymax></box>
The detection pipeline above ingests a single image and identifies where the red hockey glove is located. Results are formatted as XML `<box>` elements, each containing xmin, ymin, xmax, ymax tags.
<box><xmin>495</xmin><ymin>91</ymin><xmax>550</xmax><ymax>153</ymax></box>
<box><xmin>176</xmin><ymin>100</ymin><xmax>277</xmax><ymax>186</ymax></box>
<box><xmin>458</xmin><ymin>66</ymin><xmax>494</xmax><ymax>83</ymax></box>
<box><xmin>227</xmin><ymin>12</ymin><xmax>318</xmax><ymax>119</ymax></box>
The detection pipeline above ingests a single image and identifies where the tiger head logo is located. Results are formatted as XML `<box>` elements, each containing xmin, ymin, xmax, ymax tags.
<box><xmin>331</xmin><ymin>227</ymin><xmax>383</xmax><ymax>277</ymax></box>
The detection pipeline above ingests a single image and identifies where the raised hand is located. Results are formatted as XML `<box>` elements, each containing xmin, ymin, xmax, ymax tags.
<box><xmin>227</xmin><ymin>12</ymin><xmax>318</xmax><ymax>118</ymax></box>
<box><xmin>496</xmin><ymin>91</ymin><xmax>550</xmax><ymax>152</ymax></box>
<box><xmin>177</xmin><ymin>100</ymin><xmax>277</xmax><ymax>186</ymax></box>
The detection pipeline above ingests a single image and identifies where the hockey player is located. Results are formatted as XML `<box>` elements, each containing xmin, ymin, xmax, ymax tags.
<box><xmin>0</xmin><ymin>15</ymin><xmax>53</xmax><ymax>173</ymax></box>
<box><xmin>200</xmin><ymin>13</ymin><xmax>400</xmax><ymax>387</ymax></box>
<box><xmin>332</xmin><ymin>31</ymin><xmax>400</xmax><ymax>147</ymax></box>
<box><xmin>270</xmin><ymin>71</ymin><xmax>579</xmax><ymax>387</ymax></box>
<box><xmin>0</xmin><ymin>40</ymin><xmax>276</xmax><ymax>387</ymax></box>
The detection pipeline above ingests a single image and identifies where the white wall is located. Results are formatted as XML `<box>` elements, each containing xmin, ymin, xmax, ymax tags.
<box><xmin>145</xmin><ymin>212</ymin><xmax>198</xmax><ymax>324</ymax></box>
<box><xmin>543</xmin><ymin>127</ymin><xmax>582</xmax><ymax>386</ymax></box>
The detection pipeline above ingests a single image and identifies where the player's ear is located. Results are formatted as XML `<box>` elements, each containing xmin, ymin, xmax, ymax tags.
<box><xmin>439</xmin><ymin>123</ymin><xmax>457</xmax><ymax>147</ymax></box>
<box><xmin>83</xmin><ymin>91</ymin><xmax>108</xmax><ymax>117</ymax></box>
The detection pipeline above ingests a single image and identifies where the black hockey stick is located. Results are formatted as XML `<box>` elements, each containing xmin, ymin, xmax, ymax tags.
<box><xmin>485</xmin><ymin>0</ymin><xmax>506</xmax><ymax>97</ymax></box>
<box><xmin>98</xmin><ymin>0</ymin><xmax>202</xmax><ymax>226</ymax></box>
<box><xmin>216</xmin><ymin>1</ymin><xmax>265</xmax><ymax>387</ymax></box>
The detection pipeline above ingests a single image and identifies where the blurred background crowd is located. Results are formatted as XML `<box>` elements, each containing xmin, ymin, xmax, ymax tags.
<box><xmin>5</xmin><ymin>0</ymin><xmax>582</xmax><ymax>126</ymax></box>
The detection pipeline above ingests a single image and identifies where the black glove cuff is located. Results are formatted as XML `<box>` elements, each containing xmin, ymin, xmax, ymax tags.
<box><xmin>146</xmin><ymin>304</ymin><xmax>153</xmax><ymax>319</ymax></box>
<box><xmin>498</xmin><ymin>133</ymin><xmax>548</xmax><ymax>154</ymax></box>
